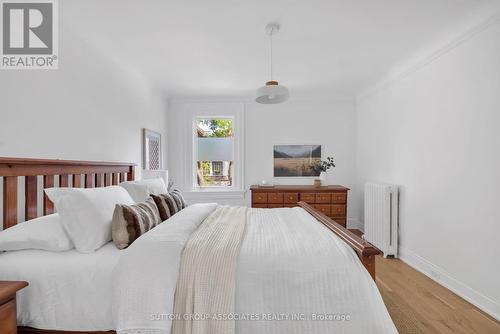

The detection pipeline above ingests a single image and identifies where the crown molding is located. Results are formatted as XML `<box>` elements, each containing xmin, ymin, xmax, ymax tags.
<box><xmin>357</xmin><ymin>9</ymin><xmax>500</xmax><ymax>101</ymax></box>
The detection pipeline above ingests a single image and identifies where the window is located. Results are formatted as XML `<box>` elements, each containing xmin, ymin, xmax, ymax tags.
<box><xmin>182</xmin><ymin>102</ymin><xmax>244</xmax><ymax>196</ymax></box>
<box><xmin>195</xmin><ymin>118</ymin><xmax>234</xmax><ymax>187</ymax></box>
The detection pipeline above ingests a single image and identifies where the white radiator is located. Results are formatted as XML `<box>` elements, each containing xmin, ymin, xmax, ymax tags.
<box><xmin>364</xmin><ymin>182</ymin><xmax>399</xmax><ymax>257</ymax></box>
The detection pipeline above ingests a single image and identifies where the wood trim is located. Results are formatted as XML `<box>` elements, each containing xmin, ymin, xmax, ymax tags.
<box><xmin>104</xmin><ymin>173</ymin><xmax>112</xmax><ymax>187</ymax></box>
<box><xmin>0</xmin><ymin>157</ymin><xmax>133</xmax><ymax>178</ymax></box>
<box><xmin>3</xmin><ymin>176</ymin><xmax>18</xmax><ymax>228</ymax></box>
<box><xmin>250</xmin><ymin>185</ymin><xmax>349</xmax><ymax>192</ymax></box>
<box><xmin>0</xmin><ymin>298</ymin><xmax>16</xmax><ymax>334</ymax></box>
<box><xmin>18</xmin><ymin>328</ymin><xmax>115</xmax><ymax>334</ymax></box>
<box><xmin>127</xmin><ymin>166</ymin><xmax>135</xmax><ymax>181</ymax></box>
<box><xmin>0</xmin><ymin>157</ymin><xmax>134</xmax><ymax>167</ymax></box>
<box><xmin>59</xmin><ymin>174</ymin><xmax>68</xmax><ymax>188</ymax></box>
<box><xmin>112</xmin><ymin>173</ymin><xmax>119</xmax><ymax>185</ymax></box>
<box><xmin>43</xmin><ymin>175</ymin><xmax>54</xmax><ymax>215</ymax></box>
<box><xmin>298</xmin><ymin>201</ymin><xmax>382</xmax><ymax>279</ymax></box>
<box><xmin>95</xmin><ymin>174</ymin><xmax>102</xmax><ymax>188</ymax></box>
<box><xmin>0</xmin><ymin>165</ymin><xmax>132</xmax><ymax>177</ymax></box>
<box><xmin>0</xmin><ymin>281</ymin><xmax>28</xmax><ymax>305</ymax></box>
<box><xmin>25</xmin><ymin>176</ymin><xmax>38</xmax><ymax>221</ymax></box>
<box><xmin>85</xmin><ymin>174</ymin><xmax>93</xmax><ymax>188</ymax></box>
<box><xmin>0</xmin><ymin>157</ymin><xmax>136</xmax><ymax>229</ymax></box>
<box><xmin>73</xmin><ymin>174</ymin><xmax>82</xmax><ymax>188</ymax></box>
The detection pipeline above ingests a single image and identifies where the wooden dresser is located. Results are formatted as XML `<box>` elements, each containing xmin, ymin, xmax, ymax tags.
<box><xmin>250</xmin><ymin>185</ymin><xmax>349</xmax><ymax>227</ymax></box>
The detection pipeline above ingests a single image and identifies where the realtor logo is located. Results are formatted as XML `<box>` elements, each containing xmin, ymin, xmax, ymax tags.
<box><xmin>1</xmin><ymin>0</ymin><xmax>58</xmax><ymax>69</ymax></box>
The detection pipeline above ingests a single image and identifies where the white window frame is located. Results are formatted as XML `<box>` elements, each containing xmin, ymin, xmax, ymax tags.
<box><xmin>182</xmin><ymin>103</ymin><xmax>244</xmax><ymax>197</ymax></box>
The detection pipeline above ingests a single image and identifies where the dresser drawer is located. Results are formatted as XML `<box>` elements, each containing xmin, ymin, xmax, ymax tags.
<box><xmin>268</xmin><ymin>204</ymin><xmax>284</xmax><ymax>208</ymax></box>
<box><xmin>252</xmin><ymin>204</ymin><xmax>268</xmax><ymax>208</ymax></box>
<box><xmin>268</xmin><ymin>192</ymin><xmax>284</xmax><ymax>204</ymax></box>
<box><xmin>284</xmin><ymin>203</ymin><xmax>298</xmax><ymax>208</ymax></box>
<box><xmin>314</xmin><ymin>205</ymin><xmax>331</xmax><ymax>216</ymax></box>
<box><xmin>300</xmin><ymin>193</ymin><xmax>316</xmax><ymax>203</ymax></box>
<box><xmin>283</xmin><ymin>192</ymin><xmax>299</xmax><ymax>203</ymax></box>
<box><xmin>252</xmin><ymin>193</ymin><xmax>268</xmax><ymax>204</ymax></box>
<box><xmin>331</xmin><ymin>193</ymin><xmax>347</xmax><ymax>204</ymax></box>
<box><xmin>315</xmin><ymin>193</ymin><xmax>331</xmax><ymax>203</ymax></box>
<box><xmin>331</xmin><ymin>205</ymin><xmax>346</xmax><ymax>217</ymax></box>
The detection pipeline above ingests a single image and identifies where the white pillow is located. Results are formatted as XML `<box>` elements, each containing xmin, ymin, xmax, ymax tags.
<box><xmin>0</xmin><ymin>214</ymin><xmax>73</xmax><ymax>252</ymax></box>
<box><xmin>119</xmin><ymin>178</ymin><xmax>168</xmax><ymax>203</ymax></box>
<box><xmin>45</xmin><ymin>186</ymin><xmax>135</xmax><ymax>253</ymax></box>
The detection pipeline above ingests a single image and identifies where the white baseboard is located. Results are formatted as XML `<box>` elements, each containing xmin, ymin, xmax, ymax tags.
<box><xmin>399</xmin><ymin>246</ymin><xmax>500</xmax><ymax>321</ymax></box>
<box><xmin>347</xmin><ymin>219</ymin><xmax>364</xmax><ymax>231</ymax></box>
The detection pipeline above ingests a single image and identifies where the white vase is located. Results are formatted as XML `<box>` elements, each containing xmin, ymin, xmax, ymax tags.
<box><xmin>319</xmin><ymin>171</ymin><xmax>327</xmax><ymax>185</ymax></box>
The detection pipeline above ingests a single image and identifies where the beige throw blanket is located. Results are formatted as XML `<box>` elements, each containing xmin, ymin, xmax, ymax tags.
<box><xmin>171</xmin><ymin>205</ymin><xmax>247</xmax><ymax>334</ymax></box>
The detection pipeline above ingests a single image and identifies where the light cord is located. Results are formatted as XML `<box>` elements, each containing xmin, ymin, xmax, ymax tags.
<box><xmin>269</xmin><ymin>31</ymin><xmax>273</xmax><ymax>80</ymax></box>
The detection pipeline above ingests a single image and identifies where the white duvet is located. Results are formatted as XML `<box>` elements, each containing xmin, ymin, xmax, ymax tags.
<box><xmin>114</xmin><ymin>204</ymin><xmax>397</xmax><ymax>334</ymax></box>
<box><xmin>0</xmin><ymin>242</ymin><xmax>121</xmax><ymax>331</ymax></box>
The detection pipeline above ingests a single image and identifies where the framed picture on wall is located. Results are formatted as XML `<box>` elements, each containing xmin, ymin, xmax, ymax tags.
<box><xmin>273</xmin><ymin>145</ymin><xmax>321</xmax><ymax>177</ymax></box>
<box><xmin>143</xmin><ymin>129</ymin><xmax>162</xmax><ymax>170</ymax></box>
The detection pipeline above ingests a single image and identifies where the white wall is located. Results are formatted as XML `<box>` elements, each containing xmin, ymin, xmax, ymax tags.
<box><xmin>167</xmin><ymin>98</ymin><xmax>361</xmax><ymax>226</ymax></box>
<box><xmin>0</xmin><ymin>28</ymin><xmax>167</xmax><ymax>168</ymax></box>
<box><xmin>356</xmin><ymin>20</ymin><xmax>500</xmax><ymax>319</ymax></box>
<box><xmin>0</xmin><ymin>29</ymin><xmax>168</xmax><ymax>226</ymax></box>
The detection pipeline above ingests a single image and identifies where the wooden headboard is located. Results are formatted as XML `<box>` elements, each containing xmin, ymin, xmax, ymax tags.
<box><xmin>0</xmin><ymin>157</ymin><xmax>136</xmax><ymax>230</ymax></box>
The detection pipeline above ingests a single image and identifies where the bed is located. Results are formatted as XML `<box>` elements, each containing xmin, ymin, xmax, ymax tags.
<box><xmin>0</xmin><ymin>157</ymin><xmax>396</xmax><ymax>334</ymax></box>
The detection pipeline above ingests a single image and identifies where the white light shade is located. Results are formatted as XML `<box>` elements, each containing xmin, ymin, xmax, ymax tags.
<box><xmin>197</xmin><ymin>137</ymin><xmax>234</xmax><ymax>161</ymax></box>
<box><xmin>256</xmin><ymin>82</ymin><xmax>289</xmax><ymax>104</ymax></box>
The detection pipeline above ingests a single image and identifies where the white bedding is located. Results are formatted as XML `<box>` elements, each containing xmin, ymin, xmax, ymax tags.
<box><xmin>0</xmin><ymin>242</ymin><xmax>122</xmax><ymax>331</ymax></box>
<box><xmin>114</xmin><ymin>204</ymin><xmax>397</xmax><ymax>334</ymax></box>
<box><xmin>113</xmin><ymin>203</ymin><xmax>218</xmax><ymax>334</ymax></box>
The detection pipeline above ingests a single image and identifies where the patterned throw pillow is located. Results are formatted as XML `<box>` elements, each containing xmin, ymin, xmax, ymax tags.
<box><xmin>171</xmin><ymin>189</ymin><xmax>187</xmax><ymax>209</ymax></box>
<box><xmin>112</xmin><ymin>197</ymin><xmax>162</xmax><ymax>249</ymax></box>
<box><xmin>151</xmin><ymin>190</ymin><xmax>187</xmax><ymax>221</ymax></box>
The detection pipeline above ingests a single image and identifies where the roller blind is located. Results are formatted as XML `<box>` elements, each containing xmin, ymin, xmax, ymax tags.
<box><xmin>197</xmin><ymin>137</ymin><xmax>234</xmax><ymax>161</ymax></box>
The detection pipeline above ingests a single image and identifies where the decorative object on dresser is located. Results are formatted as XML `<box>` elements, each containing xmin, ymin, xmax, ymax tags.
<box><xmin>311</xmin><ymin>156</ymin><xmax>336</xmax><ymax>187</ymax></box>
<box><xmin>250</xmin><ymin>185</ymin><xmax>349</xmax><ymax>227</ymax></box>
<box><xmin>259</xmin><ymin>180</ymin><xmax>274</xmax><ymax>187</ymax></box>
<box><xmin>0</xmin><ymin>281</ymin><xmax>28</xmax><ymax>334</ymax></box>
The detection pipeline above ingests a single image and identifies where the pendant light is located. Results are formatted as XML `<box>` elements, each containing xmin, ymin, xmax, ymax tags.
<box><xmin>256</xmin><ymin>23</ymin><xmax>289</xmax><ymax>104</ymax></box>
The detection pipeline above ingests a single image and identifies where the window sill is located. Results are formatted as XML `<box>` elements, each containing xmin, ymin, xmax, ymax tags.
<box><xmin>183</xmin><ymin>189</ymin><xmax>246</xmax><ymax>200</ymax></box>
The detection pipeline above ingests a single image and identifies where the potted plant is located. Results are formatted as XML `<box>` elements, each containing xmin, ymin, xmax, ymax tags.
<box><xmin>311</xmin><ymin>157</ymin><xmax>336</xmax><ymax>187</ymax></box>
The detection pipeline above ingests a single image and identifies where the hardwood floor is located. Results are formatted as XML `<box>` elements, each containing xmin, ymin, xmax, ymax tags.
<box><xmin>376</xmin><ymin>256</ymin><xmax>500</xmax><ymax>334</ymax></box>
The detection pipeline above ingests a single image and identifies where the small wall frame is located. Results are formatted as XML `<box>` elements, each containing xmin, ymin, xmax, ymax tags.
<box><xmin>143</xmin><ymin>129</ymin><xmax>162</xmax><ymax>170</ymax></box>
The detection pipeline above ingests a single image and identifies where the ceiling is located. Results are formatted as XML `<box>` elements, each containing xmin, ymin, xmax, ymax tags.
<box><xmin>64</xmin><ymin>0</ymin><xmax>500</xmax><ymax>99</ymax></box>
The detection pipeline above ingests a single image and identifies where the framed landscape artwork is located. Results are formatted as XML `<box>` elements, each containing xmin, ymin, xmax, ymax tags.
<box><xmin>273</xmin><ymin>145</ymin><xmax>321</xmax><ymax>177</ymax></box>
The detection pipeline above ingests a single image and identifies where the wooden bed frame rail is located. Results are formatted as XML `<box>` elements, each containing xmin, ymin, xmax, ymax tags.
<box><xmin>298</xmin><ymin>201</ymin><xmax>382</xmax><ymax>279</ymax></box>
<box><xmin>1</xmin><ymin>157</ymin><xmax>136</xmax><ymax>230</ymax></box>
